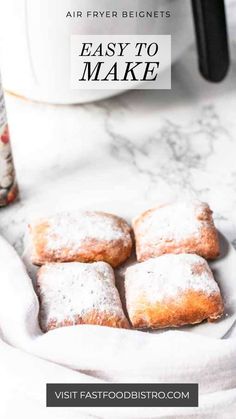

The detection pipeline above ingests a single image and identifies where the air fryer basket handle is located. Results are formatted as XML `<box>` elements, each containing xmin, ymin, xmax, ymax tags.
<box><xmin>191</xmin><ymin>0</ymin><xmax>230</xmax><ymax>82</ymax></box>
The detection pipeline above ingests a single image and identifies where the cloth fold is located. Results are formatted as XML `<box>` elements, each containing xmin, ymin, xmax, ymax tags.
<box><xmin>0</xmin><ymin>235</ymin><xmax>235</xmax><ymax>419</ymax></box>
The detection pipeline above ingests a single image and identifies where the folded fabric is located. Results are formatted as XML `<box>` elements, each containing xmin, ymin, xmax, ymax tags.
<box><xmin>0</xmin><ymin>234</ymin><xmax>236</xmax><ymax>419</ymax></box>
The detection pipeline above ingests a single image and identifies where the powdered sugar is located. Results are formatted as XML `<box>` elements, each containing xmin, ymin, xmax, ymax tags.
<box><xmin>125</xmin><ymin>254</ymin><xmax>220</xmax><ymax>304</ymax></box>
<box><xmin>134</xmin><ymin>201</ymin><xmax>212</xmax><ymax>243</ymax></box>
<box><xmin>37</xmin><ymin>211</ymin><xmax>130</xmax><ymax>253</ymax></box>
<box><xmin>37</xmin><ymin>261</ymin><xmax>126</xmax><ymax>328</ymax></box>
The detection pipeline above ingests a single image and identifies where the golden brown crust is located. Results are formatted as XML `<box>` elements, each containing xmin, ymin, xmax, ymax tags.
<box><xmin>127</xmin><ymin>290</ymin><xmax>224</xmax><ymax>329</ymax></box>
<box><xmin>133</xmin><ymin>202</ymin><xmax>220</xmax><ymax>261</ymax></box>
<box><xmin>45</xmin><ymin>310</ymin><xmax>130</xmax><ymax>332</ymax></box>
<box><xmin>36</xmin><ymin>261</ymin><xmax>130</xmax><ymax>332</ymax></box>
<box><xmin>125</xmin><ymin>253</ymin><xmax>224</xmax><ymax>329</ymax></box>
<box><xmin>29</xmin><ymin>211</ymin><xmax>132</xmax><ymax>268</ymax></box>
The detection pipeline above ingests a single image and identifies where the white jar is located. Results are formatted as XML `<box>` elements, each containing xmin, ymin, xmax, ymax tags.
<box><xmin>0</xmin><ymin>78</ymin><xmax>18</xmax><ymax>205</ymax></box>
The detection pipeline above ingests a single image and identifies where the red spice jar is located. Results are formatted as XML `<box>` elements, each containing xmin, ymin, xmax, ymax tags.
<box><xmin>0</xmin><ymin>79</ymin><xmax>18</xmax><ymax>206</ymax></box>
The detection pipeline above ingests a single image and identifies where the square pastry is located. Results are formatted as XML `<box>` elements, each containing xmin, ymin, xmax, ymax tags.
<box><xmin>37</xmin><ymin>261</ymin><xmax>129</xmax><ymax>332</ymax></box>
<box><xmin>125</xmin><ymin>254</ymin><xmax>223</xmax><ymax>329</ymax></box>
<box><xmin>133</xmin><ymin>201</ymin><xmax>220</xmax><ymax>261</ymax></box>
<box><xmin>29</xmin><ymin>211</ymin><xmax>132</xmax><ymax>267</ymax></box>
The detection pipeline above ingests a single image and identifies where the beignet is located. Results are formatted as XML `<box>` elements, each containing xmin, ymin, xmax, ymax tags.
<box><xmin>37</xmin><ymin>261</ymin><xmax>129</xmax><ymax>332</ymax></box>
<box><xmin>125</xmin><ymin>254</ymin><xmax>223</xmax><ymax>329</ymax></box>
<box><xmin>29</xmin><ymin>211</ymin><xmax>132</xmax><ymax>267</ymax></box>
<box><xmin>133</xmin><ymin>201</ymin><xmax>219</xmax><ymax>261</ymax></box>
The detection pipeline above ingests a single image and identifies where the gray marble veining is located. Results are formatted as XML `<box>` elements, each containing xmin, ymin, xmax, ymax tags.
<box><xmin>0</xmin><ymin>43</ymin><xmax>236</xmax><ymax>254</ymax></box>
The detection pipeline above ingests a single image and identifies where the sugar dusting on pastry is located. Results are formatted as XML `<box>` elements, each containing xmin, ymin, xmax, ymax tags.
<box><xmin>133</xmin><ymin>201</ymin><xmax>212</xmax><ymax>243</ymax></box>
<box><xmin>44</xmin><ymin>211</ymin><xmax>130</xmax><ymax>251</ymax></box>
<box><xmin>133</xmin><ymin>200</ymin><xmax>219</xmax><ymax>261</ymax></box>
<box><xmin>29</xmin><ymin>210</ymin><xmax>132</xmax><ymax>267</ymax></box>
<box><xmin>37</xmin><ymin>261</ymin><xmax>127</xmax><ymax>330</ymax></box>
<box><xmin>125</xmin><ymin>253</ymin><xmax>220</xmax><ymax>303</ymax></box>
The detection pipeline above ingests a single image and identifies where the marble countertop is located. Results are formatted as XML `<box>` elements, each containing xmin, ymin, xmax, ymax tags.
<box><xmin>1</xmin><ymin>40</ymin><xmax>236</xmax><ymax>255</ymax></box>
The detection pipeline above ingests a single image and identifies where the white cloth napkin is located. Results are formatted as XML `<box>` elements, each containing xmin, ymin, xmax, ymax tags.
<box><xmin>0</xmin><ymin>235</ymin><xmax>235</xmax><ymax>419</ymax></box>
